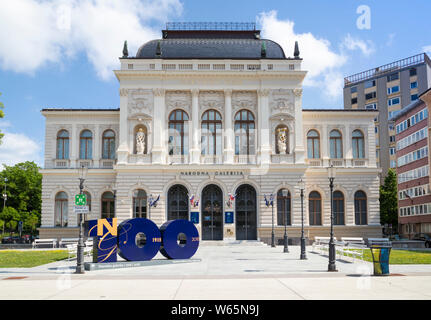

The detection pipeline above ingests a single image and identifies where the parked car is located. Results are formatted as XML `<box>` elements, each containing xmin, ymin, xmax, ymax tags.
<box><xmin>412</xmin><ymin>233</ymin><xmax>431</xmax><ymax>248</ymax></box>
<box><xmin>1</xmin><ymin>236</ymin><xmax>22</xmax><ymax>244</ymax></box>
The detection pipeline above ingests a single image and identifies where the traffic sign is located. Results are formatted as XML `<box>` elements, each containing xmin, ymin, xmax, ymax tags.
<box><xmin>75</xmin><ymin>194</ymin><xmax>87</xmax><ymax>206</ymax></box>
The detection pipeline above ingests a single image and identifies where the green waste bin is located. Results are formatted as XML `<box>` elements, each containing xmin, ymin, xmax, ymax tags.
<box><xmin>369</xmin><ymin>245</ymin><xmax>392</xmax><ymax>276</ymax></box>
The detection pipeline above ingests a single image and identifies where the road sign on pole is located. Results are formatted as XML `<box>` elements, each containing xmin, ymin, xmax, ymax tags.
<box><xmin>75</xmin><ymin>194</ymin><xmax>87</xmax><ymax>206</ymax></box>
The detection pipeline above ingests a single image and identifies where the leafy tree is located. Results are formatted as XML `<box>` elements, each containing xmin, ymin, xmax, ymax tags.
<box><xmin>0</xmin><ymin>92</ymin><xmax>4</xmax><ymax>144</ymax></box>
<box><xmin>0</xmin><ymin>206</ymin><xmax>20</xmax><ymax>234</ymax></box>
<box><xmin>379</xmin><ymin>169</ymin><xmax>398</xmax><ymax>229</ymax></box>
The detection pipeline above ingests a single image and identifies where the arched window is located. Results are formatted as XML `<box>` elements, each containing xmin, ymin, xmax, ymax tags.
<box><xmin>79</xmin><ymin>130</ymin><xmax>93</xmax><ymax>159</ymax></box>
<box><xmin>102</xmin><ymin>130</ymin><xmax>116</xmax><ymax>159</ymax></box>
<box><xmin>101</xmin><ymin>191</ymin><xmax>115</xmax><ymax>219</ymax></box>
<box><xmin>330</xmin><ymin>130</ymin><xmax>343</xmax><ymax>159</ymax></box>
<box><xmin>277</xmin><ymin>189</ymin><xmax>291</xmax><ymax>226</ymax></box>
<box><xmin>133</xmin><ymin>189</ymin><xmax>147</xmax><ymax>218</ymax></box>
<box><xmin>83</xmin><ymin>191</ymin><xmax>91</xmax><ymax>212</ymax></box>
<box><xmin>333</xmin><ymin>191</ymin><xmax>345</xmax><ymax>225</ymax></box>
<box><xmin>307</xmin><ymin>130</ymin><xmax>320</xmax><ymax>159</ymax></box>
<box><xmin>352</xmin><ymin>130</ymin><xmax>365</xmax><ymax>159</ymax></box>
<box><xmin>234</xmin><ymin>110</ymin><xmax>255</xmax><ymax>155</ymax></box>
<box><xmin>168</xmin><ymin>110</ymin><xmax>189</xmax><ymax>155</ymax></box>
<box><xmin>201</xmin><ymin>110</ymin><xmax>222</xmax><ymax>156</ymax></box>
<box><xmin>309</xmin><ymin>191</ymin><xmax>322</xmax><ymax>225</ymax></box>
<box><xmin>55</xmin><ymin>192</ymin><xmax>68</xmax><ymax>227</ymax></box>
<box><xmin>167</xmin><ymin>185</ymin><xmax>189</xmax><ymax>220</ymax></box>
<box><xmin>56</xmin><ymin>130</ymin><xmax>70</xmax><ymax>160</ymax></box>
<box><xmin>354</xmin><ymin>191</ymin><xmax>367</xmax><ymax>225</ymax></box>
<box><xmin>275</xmin><ymin>125</ymin><xmax>289</xmax><ymax>154</ymax></box>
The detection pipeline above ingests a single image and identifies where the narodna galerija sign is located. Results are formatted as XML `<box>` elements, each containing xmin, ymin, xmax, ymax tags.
<box><xmin>85</xmin><ymin>218</ymin><xmax>199</xmax><ymax>263</ymax></box>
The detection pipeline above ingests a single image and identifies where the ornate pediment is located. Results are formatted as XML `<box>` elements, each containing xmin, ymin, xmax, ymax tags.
<box><xmin>128</xmin><ymin>89</ymin><xmax>153</xmax><ymax>117</ymax></box>
<box><xmin>166</xmin><ymin>91</ymin><xmax>191</xmax><ymax>114</ymax></box>
<box><xmin>199</xmin><ymin>91</ymin><xmax>224</xmax><ymax>114</ymax></box>
<box><xmin>270</xmin><ymin>89</ymin><xmax>295</xmax><ymax>116</ymax></box>
<box><xmin>232</xmin><ymin>91</ymin><xmax>257</xmax><ymax>114</ymax></box>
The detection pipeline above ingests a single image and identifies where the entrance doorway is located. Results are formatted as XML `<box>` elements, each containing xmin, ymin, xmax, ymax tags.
<box><xmin>201</xmin><ymin>184</ymin><xmax>223</xmax><ymax>240</ymax></box>
<box><xmin>167</xmin><ymin>185</ymin><xmax>189</xmax><ymax>220</ymax></box>
<box><xmin>235</xmin><ymin>184</ymin><xmax>257</xmax><ymax>240</ymax></box>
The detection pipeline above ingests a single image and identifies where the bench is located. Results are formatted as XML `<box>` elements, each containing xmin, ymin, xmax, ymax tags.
<box><xmin>59</xmin><ymin>238</ymin><xmax>79</xmax><ymax>247</ymax></box>
<box><xmin>312</xmin><ymin>237</ymin><xmax>331</xmax><ymax>254</ymax></box>
<box><xmin>338</xmin><ymin>237</ymin><xmax>366</xmax><ymax>262</ymax></box>
<box><xmin>66</xmin><ymin>240</ymin><xmax>93</xmax><ymax>261</ymax></box>
<box><xmin>32</xmin><ymin>238</ymin><xmax>57</xmax><ymax>249</ymax></box>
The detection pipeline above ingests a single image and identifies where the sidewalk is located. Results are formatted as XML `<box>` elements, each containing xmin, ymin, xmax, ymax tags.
<box><xmin>1</xmin><ymin>245</ymin><xmax>431</xmax><ymax>300</ymax></box>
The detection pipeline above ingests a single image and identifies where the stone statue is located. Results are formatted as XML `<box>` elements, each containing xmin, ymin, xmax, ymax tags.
<box><xmin>136</xmin><ymin>128</ymin><xmax>146</xmax><ymax>154</ymax></box>
<box><xmin>277</xmin><ymin>128</ymin><xmax>288</xmax><ymax>154</ymax></box>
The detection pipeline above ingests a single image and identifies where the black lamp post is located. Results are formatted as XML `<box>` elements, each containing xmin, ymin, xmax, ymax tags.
<box><xmin>75</xmin><ymin>165</ymin><xmax>88</xmax><ymax>274</ymax></box>
<box><xmin>327</xmin><ymin>165</ymin><xmax>337</xmax><ymax>272</ymax></box>
<box><xmin>282</xmin><ymin>189</ymin><xmax>289</xmax><ymax>253</ymax></box>
<box><xmin>265</xmin><ymin>194</ymin><xmax>275</xmax><ymax>247</ymax></box>
<box><xmin>2</xmin><ymin>178</ymin><xmax>7</xmax><ymax>235</ymax></box>
<box><xmin>298</xmin><ymin>179</ymin><xmax>307</xmax><ymax>260</ymax></box>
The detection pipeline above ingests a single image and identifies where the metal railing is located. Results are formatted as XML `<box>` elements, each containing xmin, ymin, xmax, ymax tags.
<box><xmin>165</xmin><ymin>22</ymin><xmax>256</xmax><ymax>31</ymax></box>
<box><xmin>344</xmin><ymin>53</ymin><xmax>429</xmax><ymax>86</ymax></box>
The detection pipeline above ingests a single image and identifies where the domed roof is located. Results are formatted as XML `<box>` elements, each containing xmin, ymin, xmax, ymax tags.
<box><xmin>134</xmin><ymin>28</ymin><xmax>287</xmax><ymax>60</ymax></box>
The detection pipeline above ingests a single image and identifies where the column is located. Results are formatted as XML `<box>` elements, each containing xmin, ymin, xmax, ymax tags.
<box><xmin>258</xmin><ymin>89</ymin><xmax>271</xmax><ymax>165</ymax></box>
<box><xmin>152</xmin><ymin>88</ymin><xmax>166</xmax><ymax>164</ymax></box>
<box><xmin>93</xmin><ymin>125</ymin><xmax>100</xmax><ymax>168</ymax></box>
<box><xmin>293</xmin><ymin>89</ymin><xmax>305</xmax><ymax>164</ymax></box>
<box><xmin>223</xmin><ymin>89</ymin><xmax>234</xmax><ymax>164</ymax></box>
<box><xmin>70</xmin><ymin>123</ymin><xmax>77</xmax><ymax>168</ymax></box>
<box><xmin>190</xmin><ymin>89</ymin><xmax>200</xmax><ymax>164</ymax></box>
<box><xmin>117</xmin><ymin>88</ymin><xmax>129</xmax><ymax>164</ymax></box>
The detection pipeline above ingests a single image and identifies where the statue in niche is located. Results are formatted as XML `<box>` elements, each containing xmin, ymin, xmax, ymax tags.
<box><xmin>136</xmin><ymin>128</ymin><xmax>146</xmax><ymax>154</ymax></box>
<box><xmin>277</xmin><ymin>127</ymin><xmax>288</xmax><ymax>154</ymax></box>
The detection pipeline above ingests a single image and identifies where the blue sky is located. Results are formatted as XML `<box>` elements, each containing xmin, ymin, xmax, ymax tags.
<box><xmin>0</xmin><ymin>0</ymin><xmax>430</xmax><ymax>167</ymax></box>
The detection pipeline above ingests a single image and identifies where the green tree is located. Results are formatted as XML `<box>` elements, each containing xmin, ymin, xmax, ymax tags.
<box><xmin>379</xmin><ymin>169</ymin><xmax>398</xmax><ymax>228</ymax></box>
<box><xmin>0</xmin><ymin>206</ymin><xmax>20</xmax><ymax>234</ymax></box>
<box><xmin>0</xmin><ymin>92</ymin><xmax>4</xmax><ymax>144</ymax></box>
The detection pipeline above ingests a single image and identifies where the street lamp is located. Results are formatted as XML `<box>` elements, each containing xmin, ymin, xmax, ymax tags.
<box><xmin>2</xmin><ymin>178</ymin><xmax>7</xmax><ymax>235</ymax></box>
<box><xmin>75</xmin><ymin>165</ymin><xmax>88</xmax><ymax>274</ymax></box>
<box><xmin>298</xmin><ymin>179</ymin><xmax>307</xmax><ymax>260</ymax></box>
<box><xmin>327</xmin><ymin>165</ymin><xmax>337</xmax><ymax>272</ymax></box>
<box><xmin>264</xmin><ymin>194</ymin><xmax>275</xmax><ymax>247</ymax></box>
<box><xmin>282</xmin><ymin>189</ymin><xmax>289</xmax><ymax>253</ymax></box>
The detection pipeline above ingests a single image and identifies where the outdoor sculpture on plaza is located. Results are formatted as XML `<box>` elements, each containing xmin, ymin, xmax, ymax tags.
<box><xmin>136</xmin><ymin>128</ymin><xmax>146</xmax><ymax>154</ymax></box>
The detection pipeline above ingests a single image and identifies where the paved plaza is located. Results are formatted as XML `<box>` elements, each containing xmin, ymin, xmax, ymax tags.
<box><xmin>1</xmin><ymin>243</ymin><xmax>431</xmax><ymax>300</ymax></box>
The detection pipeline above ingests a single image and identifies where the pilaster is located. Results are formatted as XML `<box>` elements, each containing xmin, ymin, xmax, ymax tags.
<box><xmin>223</xmin><ymin>89</ymin><xmax>234</xmax><ymax>164</ymax></box>
<box><xmin>152</xmin><ymin>88</ymin><xmax>166</xmax><ymax>164</ymax></box>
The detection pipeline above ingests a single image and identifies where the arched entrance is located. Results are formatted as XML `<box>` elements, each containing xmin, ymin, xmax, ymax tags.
<box><xmin>167</xmin><ymin>185</ymin><xmax>189</xmax><ymax>220</ymax></box>
<box><xmin>235</xmin><ymin>184</ymin><xmax>257</xmax><ymax>240</ymax></box>
<box><xmin>201</xmin><ymin>184</ymin><xmax>223</xmax><ymax>240</ymax></box>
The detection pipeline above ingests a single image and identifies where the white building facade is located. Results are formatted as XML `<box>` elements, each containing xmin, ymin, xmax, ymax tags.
<box><xmin>40</xmin><ymin>24</ymin><xmax>382</xmax><ymax>243</ymax></box>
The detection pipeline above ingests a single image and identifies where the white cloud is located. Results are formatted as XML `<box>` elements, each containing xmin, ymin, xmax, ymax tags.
<box><xmin>342</xmin><ymin>33</ymin><xmax>375</xmax><ymax>56</ymax></box>
<box><xmin>0</xmin><ymin>0</ymin><xmax>183</xmax><ymax>80</ymax></box>
<box><xmin>423</xmin><ymin>45</ymin><xmax>431</xmax><ymax>56</ymax></box>
<box><xmin>0</xmin><ymin>131</ymin><xmax>41</xmax><ymax>169</ymax></box>
<box><xmin>258</xmin><ymin>10</ymin><xmax>347</xmax><ymax>101</ymax></box>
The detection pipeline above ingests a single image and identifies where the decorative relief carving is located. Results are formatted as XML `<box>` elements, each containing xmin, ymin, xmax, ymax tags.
<box><xmin>293</xmin><ymin>89</ymin><xmax>303</xmax><ymax>97</ymax></box>
<box><xmin>270</xmin><ymin>89</ymin><xmax>295</xmax><ymax>116</ymax></box>
<box><xmin>199</xmin><ymin>91</ymin><xmax>224</xmax><ymax>114</ymax></box>
<box><xmin>232</xmin><ymin>91</ymin><xmax>257</xmax><ymax>114</ymax></box>
<box><xmin>128</xmin><ymin>89</ymin><xmax>153</xmax><ymax>117</ymax></box>
<box><xmin>119</xmin><ymin>88</ymin><xmax>129</xmax><ymax>97</ymax></box>
<box><xmin>153</xmin><ymin>88</ymin><xmax>166</xmax><ymax>97</ymax></box>
<box><xmin>257</xmin><ymin>89</ymin><xmax>270</xmax><ymax>97</ymax></box>
<box><xmin>166</xmin><ymin>91</ymin><xmax>192</xmax><ymax>115</ymax></box>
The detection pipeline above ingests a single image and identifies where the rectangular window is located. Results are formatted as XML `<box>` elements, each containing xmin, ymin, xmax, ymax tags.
<box><xmin>364</xmin><ymin>80</ymin><xmax>376</xmax><ymax>88</ymax></box>
<box><xmin>365</xmin><ymin>92</ymin><xmax>377</xmax><ymax>100</ymax></box>
<box><xmin>388</xmin><ymin>97</ymin><xmax>400</xmax><ymax>107</ymax></box>
<box><xmin>411</xmin><ymin>94</ymin><xmax>419</xmax><ymax>101</ymax></box>
<box><xmin>351</xmin><ymin>86</ymin><xmax>358</xmax><ymax>94</ymax></box>
<box><xmin>387</xmin><ymin>85</ymin><xmax>400</xmax><ymax>95</ymax></box>
<box><xmin>410</xmin><ymin>68</ymin><xmax>417</xmax><ymax>76</ymax></box>
<box><xmin>351</xmin><ymin>97</ymin><xmax>358</xmax><ymax>105</ymax></box>
<box><xmin>387</xmin><ymin>73</ymin><xmax>399</xmax><ymax>82</ymax></box>
<box><xmin>365</xmin><ymin>103</ymin><xmax>377</xmax><ymax>110</ymax></box>
<box><xmin>410</xmin><ymin>82</ymin><xmax>418</xmax><ymax>89</ymax></box>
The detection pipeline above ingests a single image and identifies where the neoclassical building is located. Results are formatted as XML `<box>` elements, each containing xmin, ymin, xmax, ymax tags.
<box><xmin>40</xmin><ymin>23</ymin><xmax>382</xmax><ymax>243</ymax></box>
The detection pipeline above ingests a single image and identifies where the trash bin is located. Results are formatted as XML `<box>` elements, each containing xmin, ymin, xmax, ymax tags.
<box><xmin>369</xmin><ymin>245</ymin><xmax>392</xmax><ymax>276</ymax></box>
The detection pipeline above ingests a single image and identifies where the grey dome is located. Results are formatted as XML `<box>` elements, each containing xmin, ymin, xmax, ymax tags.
<box><xmin>135</xmin><ymin>38</ymin><xmax>286</xmax><ymax>60</ymax></box>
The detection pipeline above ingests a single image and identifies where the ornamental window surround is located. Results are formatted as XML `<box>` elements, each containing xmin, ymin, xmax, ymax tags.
<box><xmin>201</xmin><ymin>109</ymin><xmax>222</xmax><ymax>156</ymax></box>
<box><xmin>234</xmin><ymin>109</ymin><xmax>255</xmax><ymax>156</ymax></box>
<box><xmin>56</xmin><ymin>130</ymin><xmax>70</xmax><ymax>160</ymax></box>
<box><xmin>168</xmin><ymin>110</ymin><xmax>189</xmax><ymax>156</ymax></box>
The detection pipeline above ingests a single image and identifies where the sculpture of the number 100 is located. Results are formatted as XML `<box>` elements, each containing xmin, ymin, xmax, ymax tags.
<box><xmin>86</xmin><ymin>218</ymin><xmax>200</xmax><ymax>263</ymax></box>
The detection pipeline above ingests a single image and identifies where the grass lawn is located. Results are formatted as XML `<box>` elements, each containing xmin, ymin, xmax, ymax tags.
<box><xmin>348</xmin><ymin>249</ymin><xmax>431</xmax><ymax>264</ymax></box>
<box><xmin>0</xmin><ymin>250</ymin><xmax>69</xmax><ymax>268</ymax></box>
